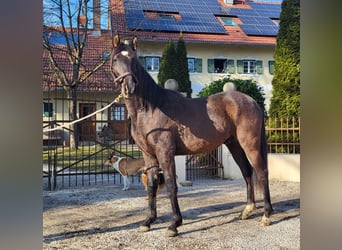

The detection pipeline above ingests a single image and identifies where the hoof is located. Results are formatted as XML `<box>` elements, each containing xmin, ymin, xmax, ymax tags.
<box><xmin>241</xmin><ymin>204</ymin><xmax>256</xmax><ymax>220</ymax></box>
<box><xmin>260</xmin><ymin>215</ymin><xmax>271</xmax><ymax>227</ymax></box>
<box><xmin>240</xmin><ymin>211</ymin><xmax>249</xmax><ymax>220</ymax></box>
<box><xmin>165</xmin><ymin>229</ymin><xmax>178</xmax><ymax>237</ymax></box>
<box><xmin>139</xmin><ymin>225</ymin><xmax>150</xmax><ymax>232</ymax></box>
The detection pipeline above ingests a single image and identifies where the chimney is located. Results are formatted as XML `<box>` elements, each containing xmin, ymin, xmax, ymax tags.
<box><xmin>91</xmin><ymin>0</ymin><xmax>101</xmax><ymax>36</ymax></box>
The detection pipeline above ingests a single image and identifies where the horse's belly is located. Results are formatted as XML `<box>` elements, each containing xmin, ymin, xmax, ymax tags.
<box><xmin>175</xmin><ymin>134</ymin><xmax>224</xmax><ymax>155</ymax></box>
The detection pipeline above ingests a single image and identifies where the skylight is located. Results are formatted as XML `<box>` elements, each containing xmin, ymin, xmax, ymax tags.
<box><xmin>220</xmin><ymin>17</ymin><xmax>237</xmax><ymax>26</ymax></box>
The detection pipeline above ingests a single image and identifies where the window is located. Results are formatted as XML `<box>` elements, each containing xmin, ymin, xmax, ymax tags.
<box><xmin>269</xmin><ymin>60</ymin><xmax>275</xmax><ymax>75</ymax></box>
<box><xmin>43</xmin><ymin>102</ymin><xmax>53</xmax><ymax>117</ymax></box>
<box><xmin>237</xmin><ymin>59</ymin><xmax>263</xmax><ymax>74</ymax></box>
<box><xmin>271</xmin><ymin>19</ymin><xmax>280</xmax><ymax>26</ymax></box>
<box><xmin>159</xmin><ymin>13</ymin><xmax>174</xmax><ymax>20</ymax></box>
<box><xmin>144</xmin><ymin>10</ymin><xmax>181</xmax><ymax>21</ymax></box>
<box><xmin>138</xmin><ymin>56</ymin><xmax>160</xmax><ymax>72</ymax></box>
<box><xmin>220</xmin><ymin>17</ymin><xmax>237</xmax><ymax>26</ymax></box>
<box><xmin>208</xmin><ymin>58</ymin><xmax>235</xmax><ymax>74</ymax></box>
<box><xmin>188</xmin><ymin>58</ymin><xmax>202</xmax><ymax>73</ymax></box>
<box><xmin>224</xmin><ymin>0</ymin><xmax>234</xmax><ymax>5</ymax></box>
<box><xmin>111</xmin><ymin>106</ymin><xmax>125</xmax><ymax>121</ymax></box>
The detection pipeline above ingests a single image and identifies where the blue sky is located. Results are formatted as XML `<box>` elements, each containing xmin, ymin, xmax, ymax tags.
<box><xmin>253</xmin><ymin>0</ymin><xmax>283</xmax><ymax>2</ymax></box>
<box><xmin>43</xmin><ymin>0</ymin><xmax>110</xmax><ymax>30</ymax></box>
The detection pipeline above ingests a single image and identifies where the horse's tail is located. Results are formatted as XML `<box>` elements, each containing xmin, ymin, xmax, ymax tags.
<box><xmin>157</xmin><ymin>171</ymin><xmax>166</xmax><ymax>192</ymax></box>
<box><xmin>158</xmin><ymin>172</ymin><xmax>165</xmax><ymax>186</ymax></box>
<box><xmin>252</xmin><ymin>118</ymin><xmax>268</xmax><ymax>194</ymax></box>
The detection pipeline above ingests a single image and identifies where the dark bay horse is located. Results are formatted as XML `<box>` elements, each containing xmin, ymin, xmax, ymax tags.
<box><xmin>110</xmin><ymin>34</ymin><xmax>273</xmax><ymax>237</ymax></box>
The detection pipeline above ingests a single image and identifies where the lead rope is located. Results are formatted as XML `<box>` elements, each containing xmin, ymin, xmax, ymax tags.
<box><xmin>43</xmin><ymin>93</ymin><xmax>123</xmax><ymax>132</ymax></box>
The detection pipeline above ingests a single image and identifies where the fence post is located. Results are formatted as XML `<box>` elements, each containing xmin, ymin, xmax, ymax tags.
<box><xmin>53</xmin><ymin>153</ymin><xmax>57</xmax><ymax>190</ymax></box>
<box><xmin>47</xmin><ymin>155</ymin><xmax>52</xmax><ymax>191</ymax></box>
<box><xmin>175</xmin><ymin>156</ymin><xmax>186</xmax><ymax>183</ymax></box>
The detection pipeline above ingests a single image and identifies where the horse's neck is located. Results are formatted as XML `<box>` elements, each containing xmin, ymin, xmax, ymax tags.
<box><xmin>124</xmin><ymin>96</ymin><xmax>145</xmax><ymax>119</ymax></box>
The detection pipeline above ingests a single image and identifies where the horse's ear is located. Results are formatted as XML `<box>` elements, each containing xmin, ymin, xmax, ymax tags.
<box><xmin>113</xmin><ymin>34</ymin><xmax>120</xmax><ymax>48</ymax></box>
<box><xmin>131</xmin><ymin>36</ymin><xmax>138</xmax><ymax>51</ymax></box>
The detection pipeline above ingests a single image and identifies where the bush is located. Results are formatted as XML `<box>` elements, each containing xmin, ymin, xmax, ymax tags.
<box><xmin>198</xmin><ymin>76</ymin><xmax>267</xmax><ymax>117</ymax></box>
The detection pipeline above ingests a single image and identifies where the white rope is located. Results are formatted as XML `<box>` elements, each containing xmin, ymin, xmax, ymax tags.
<box><xmin>43</xmin><ymin>94</ymin><xmax>122</xmax><ymax>132</ymax></box>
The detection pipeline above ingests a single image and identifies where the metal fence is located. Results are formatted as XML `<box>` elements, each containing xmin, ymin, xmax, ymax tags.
<box><xmin>42</xmin><ymin>90</ymin><xmax>144</xmax><ymax>190</ymax></box>
<box><xmin>186</xmin><ymin>147</ymin><xmax>224</xmax><ymax>181</ymax></box>
<box><xmin>265</xmin><ymin>117</ymin><xmax>300</xmax><ymax>154</ymax></box>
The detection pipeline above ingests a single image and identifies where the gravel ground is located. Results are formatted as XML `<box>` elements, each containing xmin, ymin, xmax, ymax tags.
<box><xmin>43</xmin><ymin>178</ymin><xmax>300</xmax><ymax>249</ymax></box>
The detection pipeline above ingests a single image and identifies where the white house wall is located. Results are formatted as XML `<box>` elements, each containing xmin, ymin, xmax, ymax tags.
<box><xmin>43</xmin><ymin>92</ymin><xmax>114</xmax><ymax>134</ymax></box>
<box><xmin>138</xmin><ymin>41</ymin><xmax>275</xmax><ymax>110</ymax></box>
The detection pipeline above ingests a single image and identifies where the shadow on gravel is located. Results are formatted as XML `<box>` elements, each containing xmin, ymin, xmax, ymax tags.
<box><xmin>43</xmin><ymin>221</ymin><xmax>140</xmax><ymax>244</ymax></box>
<box><xmin>270</xmin><ymin>198</ymin><xmax>300</xmax><ymax>225</ymax></box>
<box><xmin>177</xmin><ymin>198</ymin><xmax>299</xmax><ymax>236</ymax></box>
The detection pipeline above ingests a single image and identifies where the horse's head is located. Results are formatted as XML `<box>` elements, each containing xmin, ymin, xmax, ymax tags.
<box><xmin>110</xmin><ymin>34</ymin><xmax>138</xmax><ymax>98</ymax></box>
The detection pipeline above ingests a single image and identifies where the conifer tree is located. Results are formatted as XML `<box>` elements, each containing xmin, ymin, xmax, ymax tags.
<box><xmin>176</xmin><ymin>34</ymin><xmax>192</xmax><ymax>97</ymax></box>
<box><xmin>157</xmin><ymin>39</ymin><xmax>177</xmax><ymax>87</ymax></box>
<box><xmin>269</xmin><ymin>0</ymin><xmax>300</xmax><ymax>118</ymax></box>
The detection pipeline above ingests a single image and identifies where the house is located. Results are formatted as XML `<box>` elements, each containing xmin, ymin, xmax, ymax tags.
<box><xmin>43</xmin><ymin>0</ymin><xmax>282</xmax><ymax>144</ymax></box>
<box><xmin>110</xmin><ymin>0</ymin><xmax>282</xmax><ymax>108</ymax></box>
<box><xmin>42</xmin><ymin>27</ymin><xmax>129</xmax><ymax>144</ymax></box>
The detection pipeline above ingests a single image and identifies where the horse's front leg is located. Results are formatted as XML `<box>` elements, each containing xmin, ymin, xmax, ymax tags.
<box><xmin>165</xmin><ymin>173</ymin><xmax>183</xmax><ymax>237</ymax></box>
<box><xmin>160</xmin><ymin>158</ymin><xmax>183</xmax><ymax>237</ymax></box>
<box><xmin>139</xmin><ymin>166</ymin><xmax>159</xmax><ymax>232</ymax></box>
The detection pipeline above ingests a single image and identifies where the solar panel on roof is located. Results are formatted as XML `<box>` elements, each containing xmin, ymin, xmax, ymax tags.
<box><xmin>123</xmin><ymin>0</ymin><xmax>227</xmax><ymax>34</ymax></box>
<box><xmin>228</xmin><ymin>2</ymin><xmax>281</xmax><ymax>36</ymax></box>
<box><xmin>123</xmin><ymin>0</ymin><xmax>281</xmax><ymax>36</ymax></box>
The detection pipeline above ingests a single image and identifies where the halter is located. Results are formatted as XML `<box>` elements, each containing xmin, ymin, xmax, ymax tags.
<box><xmin>112</xmin><ymin>72</ymin><xmax>133</xmax><ymax>84</ymax></box>
<box><xmin>111</xmin><ymin>47</ymin><xmax>138</xmax><ymax>85</ymax></box>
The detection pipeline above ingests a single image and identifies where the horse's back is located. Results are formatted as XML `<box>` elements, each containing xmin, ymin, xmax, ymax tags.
<box><xmin>215</xmin><ymin>90</ymin><xmax>264</xmax><ymax>122</ymax></box>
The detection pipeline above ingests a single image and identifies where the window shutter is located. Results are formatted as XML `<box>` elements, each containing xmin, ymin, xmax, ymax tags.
<box><xmin>138</xmin><ymin>56</ymin><xmax>146</xmax><ymax>68</ymax></box>
<box><xmin>195</xmin><ymin>58</ymin><xmax>202</xmax><ymax>73</ymax></box>
<box><xmin>237</xmin><ymin>60</ymin><xmax>244</xmax><ymax>74</ymax></box>
<box><xmin>256</xmin><ymin>60</ymin><xmax>263</xmax><ymax>74</ymax></box>
<box><xmin>227</xmin><ymin>59</ymin><xmax>235</xmax><ymax>74</ymax></box>
<box><xmin>268</xmin><ymin>60</ymin><xmax>274</xmax><ymax>75</ymax></box>
<box><xmin>208</xmin><ymin>59</ymin><xmax>214</xmax><ymax>73</ymax></box>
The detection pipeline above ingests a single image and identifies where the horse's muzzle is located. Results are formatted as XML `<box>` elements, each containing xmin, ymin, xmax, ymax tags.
<box><xmin>122</xmin><ymin>75</ymin><xmax>136</xmax><ymax>98</ymax></box>
<box><xmin>113</xmin><ymin>72</ymin><xmax>136</xmax><ymax>98</ymax></box>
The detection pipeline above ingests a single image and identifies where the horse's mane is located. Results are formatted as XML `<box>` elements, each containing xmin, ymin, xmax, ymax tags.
<box><xmin>133</xmin><ymin>57</ymin><xmax>184</xmax><ymax>111</ymax></box>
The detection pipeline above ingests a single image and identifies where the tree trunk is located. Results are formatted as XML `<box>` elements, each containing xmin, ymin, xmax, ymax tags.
<box><xmin>68</xmin><ymin>87</ymin><xmax>79</xmax><ymax>150</ymax></box>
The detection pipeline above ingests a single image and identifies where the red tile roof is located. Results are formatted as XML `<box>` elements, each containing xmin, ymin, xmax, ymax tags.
<box><xmin>43</xmin><ymin>29</ymin><xmax>115</xmax><ymax>92</ymax></box>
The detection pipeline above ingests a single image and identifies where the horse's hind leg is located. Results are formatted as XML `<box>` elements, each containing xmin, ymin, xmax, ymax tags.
<box><xmin>243</xmin><ymin>148</ymin><xmax>273</xmax><ymax>226</ymax></box>
<box><xmin>224</xmin><ymin>138</ymin><xmax>256</xmax><ymax>220</ymax></box>
<box><xmin>235</xmin><ymin>129</ymin><xmax>273</xmax><ymax>226</ymax></box>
